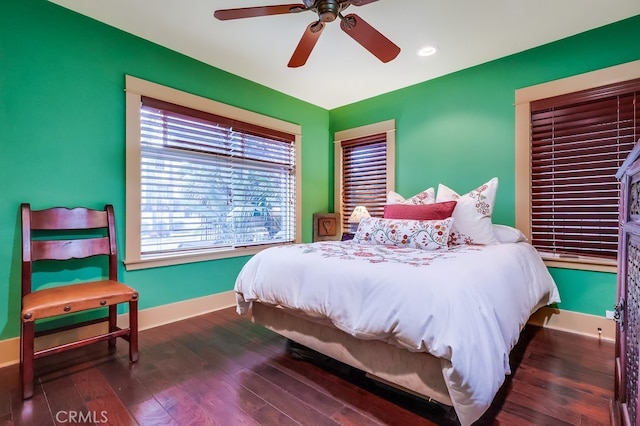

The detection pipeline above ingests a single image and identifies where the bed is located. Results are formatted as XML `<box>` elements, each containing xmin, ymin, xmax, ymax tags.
<box><xmin>234</xmin><ymin>179</ymin><xmax>561</xmax><ymax>425</ymax></box>
<box><xmin>235</xmin><ymin>238</ymin><xmax>559</xmax><ymax>425</ymax></box>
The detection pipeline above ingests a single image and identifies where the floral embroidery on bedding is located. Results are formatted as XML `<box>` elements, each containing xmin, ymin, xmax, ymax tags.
<box><xmin>353</xmin><ymin>217</ymin><xmax>453</xmax><ymax>251</ymax></box>
<box><xmin>297</xmin><ymin>241</ymin><xmax>481</xmax><ymax>267</ymax></box>
<box><xmin>471</xmin><ymin>183</ymin><xmax>492</xmax><ymax>216</ymax></box>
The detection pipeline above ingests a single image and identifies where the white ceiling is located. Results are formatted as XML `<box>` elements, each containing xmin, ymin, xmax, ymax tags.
<box><xmin>49</xmin><ymin>0</ymin><xmax>640</xmax><ymax>109</ymax></box>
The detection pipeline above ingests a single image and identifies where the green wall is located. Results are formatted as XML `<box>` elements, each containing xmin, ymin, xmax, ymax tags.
<box><xmin>329</xmin><ymin>14</ymin><xmax>640</xmax><ymax>317</ymax></box>
<box><xmin>1</xmin><ymin>1</ymin><xmax>638</xmax><ymax>342</ymax></box>
<box><xmin>0</xmin><ymin>0</ymin><xmax>331</xmax><ymax>340</ymax></box>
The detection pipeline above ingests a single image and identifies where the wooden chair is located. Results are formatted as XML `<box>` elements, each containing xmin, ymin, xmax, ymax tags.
<box><xmin>20</xmin><ymin>203</ymin><xmax>139</xmax><ymax>399</ymax></box>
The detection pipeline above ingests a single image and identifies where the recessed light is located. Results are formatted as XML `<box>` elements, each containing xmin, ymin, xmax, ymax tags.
<box><xmin>417</xmin><ymin>46</ymin><xmax>438</xmax><ymax>57</ymax></box>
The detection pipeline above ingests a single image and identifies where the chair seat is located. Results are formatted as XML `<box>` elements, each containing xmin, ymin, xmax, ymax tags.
<box><xmin>21</xmin><ymin>280</ymin><xmax>138</xmax><ymax>322</ymax></box>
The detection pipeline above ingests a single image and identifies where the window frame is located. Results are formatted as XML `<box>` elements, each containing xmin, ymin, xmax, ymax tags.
<box><xmin>124</xmin><ymin>75</ymin><xmax>302</xmax><ymax>270</ymax></box>
<box><xmin>334</xmin><ymin>120</ymin><xmax>396</xmax><ymax>233</ymax></box>
<box><xmin>515</xmin><ymin>59</ymin><xmax>640</xmax><ymax>273</ymax></box>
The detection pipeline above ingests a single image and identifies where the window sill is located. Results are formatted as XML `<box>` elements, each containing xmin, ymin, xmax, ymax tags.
<box><xmin>541</xmin><ymin>254</ymin><xmax>617</xmax><ymax>273</ymax></box>
<box><xmin>123</xmin><ymin>243</ymin><xmax>292</xmax><ymax>271</ymax></box>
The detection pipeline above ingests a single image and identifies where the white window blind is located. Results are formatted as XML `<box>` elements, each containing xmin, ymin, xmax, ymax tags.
<box><xmin>341</xmin><ymin>133</ymin><xmax>387</xmax><ymax>230</ymax></box>
<box><xmin>140</xmin><ymin>97</ymin><xmax>296</xmax><ymax>256</ymax></box>
<box><xmin>530</xmin><ymin>79</ymin><xmax>640</xmax><ymax>260</ymax></box>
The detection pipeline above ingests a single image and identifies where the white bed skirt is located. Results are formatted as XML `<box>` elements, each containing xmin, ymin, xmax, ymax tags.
<box><xmin>251</xmin><ymin>303</ymin><xmax>452</xmax><ymax>407</ymax></box>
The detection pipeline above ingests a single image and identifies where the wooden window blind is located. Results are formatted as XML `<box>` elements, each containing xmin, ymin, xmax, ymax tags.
<box><xmin>341</xmin><ymin>133</ymin><xmax>387</xmax><ymax>230</ymax></box>
<box><xmin>139</xmin><ymin>96</ymin><xmax>296</xmax><ymax>256</ymax></box>
<box><xmin>530</xmin><ymin>79</ymin><xmax>640</xmax><ymax>260</ymax></box>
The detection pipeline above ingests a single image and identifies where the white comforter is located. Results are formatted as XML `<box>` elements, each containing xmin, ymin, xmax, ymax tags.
<box><xmin>235</xmin><ymin>241</ymin><xmax>560</xmax><ymax>425</ymax></box>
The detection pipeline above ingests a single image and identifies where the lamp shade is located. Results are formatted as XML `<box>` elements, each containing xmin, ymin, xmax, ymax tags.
<box><xmin>348</xmin><ymin>206</ymin><xmax>370</xmax><ymax>223</ymax></box>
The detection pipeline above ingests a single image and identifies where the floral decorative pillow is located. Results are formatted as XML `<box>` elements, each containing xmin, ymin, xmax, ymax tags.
<box><xmin>353</xmin><ymin>217</ymin><xmax>453</xmax><ymax>251</ymax></box>
<box><xmin>386</xmin><ymin>188</ymin><xmax>435</xmax><ymax>205</ymax></box>
<box><xmin>436</xmin><ymin>177</ymin><xmax>499</xmax><ymax>246</ymax></box>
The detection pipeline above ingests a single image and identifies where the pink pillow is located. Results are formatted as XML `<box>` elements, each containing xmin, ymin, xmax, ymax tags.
<box><xmin>383</xmin><ymin>201</ymin><xmax>457</xmax><ymax>220</ymax></box>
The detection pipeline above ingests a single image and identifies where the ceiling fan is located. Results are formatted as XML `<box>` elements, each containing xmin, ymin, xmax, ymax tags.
<box><xmin>214</xmin><ymin>0</ymin><xmax>400</xmax><ymax>68</ymax></box>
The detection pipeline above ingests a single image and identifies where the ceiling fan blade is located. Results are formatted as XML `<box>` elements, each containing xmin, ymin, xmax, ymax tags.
<box><xmin>346</xmin><ymin>0</ymin><xmax>379</xmax><ymax>6</ymax></box>
<box><xmin>339</xmin><ymin>13</ymin><xmax>400</xmax><ymax>63</ymax></box>
<box><xmin>214</xmin><ymin>4</ymin><xmax>306</xmax><ymax>21</ymax></box>
<box><xmin>288</xmin><ymin>21</ymin><xmax>325</xmax><ymax>68</ymax></box>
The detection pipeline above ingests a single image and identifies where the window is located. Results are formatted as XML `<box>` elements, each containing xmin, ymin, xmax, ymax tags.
<box><xmin>530</xmin><ymin>81</ymin><xmax>639</xmax><ymax>260</ymax></box>
<box><xmin>515</xmin><ymin>60</ymin><xmax>640</xmax><ymax>272</ymax></box>
<box><xmin>125</xmin><ymin>76</ymin><xmax>302</xmax><ymax>270</ymax></box>
<box><xmin>334</xmin><ymin>120</ymin><xmax>395</xmax><ymax>232</ymax></box>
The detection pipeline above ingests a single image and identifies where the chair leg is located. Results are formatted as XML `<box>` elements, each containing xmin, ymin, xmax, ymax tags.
<box><xmin>21</xmin><ymin>321</ymin><xmax>35</xmax><ymax>399</ymax></box>
<box><xmin>108</xmin><ymin>305</ymin><xmax>117</xmax><ymax>350</ymax></box>
<box><xmin>128</xmin><ymin>300</ymin><xmax>139</xmax><ymax>363</ymax></box>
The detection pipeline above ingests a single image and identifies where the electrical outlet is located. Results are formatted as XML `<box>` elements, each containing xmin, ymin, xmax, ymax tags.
<box><xmin>605</xmin><ymin>310</ymin><xmax>615</xmax><ymax>319</ymax></box>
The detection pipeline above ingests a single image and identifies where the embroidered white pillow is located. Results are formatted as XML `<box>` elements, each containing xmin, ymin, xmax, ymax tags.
<box><xmin>436</xmin><ymin>177</ymin><xmax>499</xmax><ymax>245</ymax></box>
<box><xmin>353</xmin><ymin>217</ymin><xmax>453</xmax><ymax>251</ymax></box>
<box><xmin>386</xmin><ymin>188</ymin><xmax>435</xmax><ymax>205</ymax></box>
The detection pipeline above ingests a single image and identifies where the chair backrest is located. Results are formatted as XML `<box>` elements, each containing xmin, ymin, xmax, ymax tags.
<box><xmin>21</xmin><ymin>204</ymin><xmax>118</xmax><ymax>298</ymax></box>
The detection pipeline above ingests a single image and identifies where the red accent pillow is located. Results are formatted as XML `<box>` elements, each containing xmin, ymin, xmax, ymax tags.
<box><xmin>383</xmin><ymin>201</ymin><xmax>457</xmax><ymax>220</ymax></box>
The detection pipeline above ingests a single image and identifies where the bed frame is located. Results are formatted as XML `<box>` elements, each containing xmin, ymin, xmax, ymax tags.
<box><xmin>250</xmin><ymin>303</ymin><xmax>453</xmax><ymax>408</ymax></box>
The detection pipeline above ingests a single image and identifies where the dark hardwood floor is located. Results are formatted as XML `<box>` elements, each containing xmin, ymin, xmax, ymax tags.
<box><xmin>0</xmin><ymin>307</ymin><xmax>614</xmax><ymax>425</ymax></box>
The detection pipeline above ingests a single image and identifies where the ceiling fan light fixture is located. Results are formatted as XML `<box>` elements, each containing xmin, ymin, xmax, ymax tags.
<box><xmin>418</xmin><ymin>45</ymin><xmax>438</xmax><ymax>57</ymax></box>
<box><xmin>316</xmin><ymin>0</ymin><xmax>341</xmax><ymax>22</ymax></box>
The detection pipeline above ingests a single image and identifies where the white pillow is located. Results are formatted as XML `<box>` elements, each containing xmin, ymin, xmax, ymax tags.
<box><xmin>386</xmin><ymin>188</ymin><xmax>435</xmax><ymax>205</ymax></box>
<box><xmin>353</xmin><ymin>216</ymin><xmax>453</xmax><ymax>251</ymax></box>
<box><xmin>436</xmin><ymin>177</ymin><xmax>499</xmax><ymax>245</ymax></box>
<box><xmin>493</xmin><ymin>224</ymin><xmax>527</xmax><ymax>243</ymax></box>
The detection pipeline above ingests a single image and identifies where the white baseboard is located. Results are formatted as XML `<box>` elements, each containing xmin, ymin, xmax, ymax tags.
<box><xmin>528</xmin><ymin>306</ymin><xmax>616</xmax><ymax>342</ymax></box>
<box><xmin>0</xmin><ymin>297</ymin><xmax>613</xmax><ymax>368</ymax></box>
<box><xmin>0</xmin><ymin>290</ymin><xmax>236</xmax><ymax>368</ymax></box>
